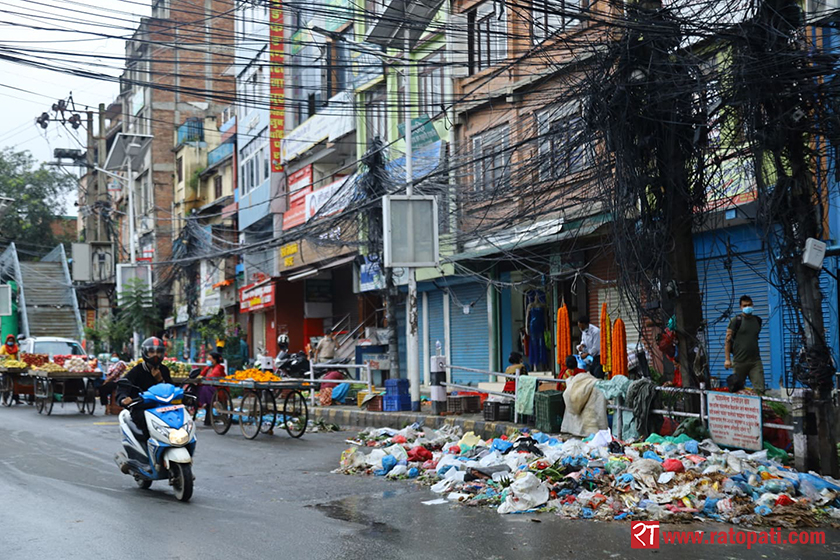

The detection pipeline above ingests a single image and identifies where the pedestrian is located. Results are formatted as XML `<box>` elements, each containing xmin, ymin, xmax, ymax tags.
<box><xmin>99</xmin><ymin>356</ymin><xmax>127</xmax><ymax>407</ymax></box>
<box><xmin>559</xmin><ymin>355</ymin><xmax>586</xmax><ymax>389</ymax></box>
<box><xmin>724</xmin><ymin>295</ymin><xmax>765</xmax><ymax>393</ymax></box>
<box><xmin>0</xmin><ymin>334</ymin><xmax>19</xmax><ymax>360</ymax></box>
<box><xmin>576</xmin><ymin>315</ymin><xmax>603</xmax><ymax>379</ymax></box>
<box><xmin>503</xmin><ymin>351</ymin><xmax>528</xmax><ymax>393</ymax></box>
<box><xmin>315</xmin><ymin>331</ymin><xmax>338</xmax><ymax>363</ymax></box>
<box><xmin>196</xmin><ymin>352</ymin><xmax>226</xmax><ymax>426</ymax></box>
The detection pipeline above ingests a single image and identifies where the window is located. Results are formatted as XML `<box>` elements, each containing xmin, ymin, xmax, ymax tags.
<box><xmin>263</xmin><ymin>146</ymin><xmax>270</xmax><ymax>179</ymax></box>
<box><xmin>365</xmin><ymin>85</ymin><xmax>388</xmax><ymax>144</ymax></box>
<box><xmin>468</xmin><ymin>1</ymin><xmax>507</xmax><ymax>75</ymax></box>
<box><xmin>239</xmin><ymin>134</ymin><xmax>267</xmax><ymax>195</ymax></box>
<box><xmin>419</xmin><ymin>50</ymin><xmax>445</xmax><ymax>118</ymax></box>
<box><xmin>536</xmin><ymin>107</ymin><xmax>586</xmax><ymax>181</ymax></box>
<box><xmin>176</xmin><ymin>156</ymin><xmax>183</xmax><ymax>182</ymax></box>
<box><xmin>532</xmin><ymin>0</ymin><xmax>580</xmax><ymax>43</ymax></box>
<box><xmin>214</xmin><ymin>175</ymin><xmax>223</xmax><ymax>199</ymax></box>
<box><xmin>472</xmin><ymin>125</ymin><xmax>511</xmax><ymax>192</ymax></box>
<box><xmin>325</xmin><ymin>37</ymin><xmax>350</xmax><ymax>98</ymax></box>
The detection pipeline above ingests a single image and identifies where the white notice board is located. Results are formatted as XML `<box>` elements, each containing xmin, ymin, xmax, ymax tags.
<box><xmin>706</xmin><ymin>392</ymin><xmax>763</xmax><ymax>451</ymax></box>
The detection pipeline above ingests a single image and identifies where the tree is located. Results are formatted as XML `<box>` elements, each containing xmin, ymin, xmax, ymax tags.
<box><xmin>116</xmin><ymin>279</ymin><xmax>161</xmax><ymax>340</ymax></box>
<box><xmin>0</xmin><ymin>148</ymin><xmax>75</xmax><ymax>256</ymax></box>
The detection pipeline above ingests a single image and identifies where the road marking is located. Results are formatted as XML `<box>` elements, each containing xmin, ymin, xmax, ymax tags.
<box><xmin>93</xmin><ymin>422</ymin><xmax>119</xmax><ymax>425</ymax></box>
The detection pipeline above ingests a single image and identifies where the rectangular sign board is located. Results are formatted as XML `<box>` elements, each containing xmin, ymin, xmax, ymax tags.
<box><xmin>706</xmin><ymin>392</ymin><xmax>763</xmax><ymax>451</ymax></box>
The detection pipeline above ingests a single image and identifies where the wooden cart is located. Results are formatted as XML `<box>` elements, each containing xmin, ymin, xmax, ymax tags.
<box><xmin>0</xmin><ymin>366</ymin><xmax>33</xmax><ymax>406</ymax></box>
<box><xmin>30</xmin><ymin>370</ymin><xmax>96</xmax><ymax>416</ymax></box>
<box><xmin>198</xmin><ymin>378</ymin><xmax>310</xmax><ymax>440</ymax></box>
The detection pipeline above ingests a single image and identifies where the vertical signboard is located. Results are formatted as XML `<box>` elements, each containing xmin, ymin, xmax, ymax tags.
<box><xmin>269</xmin><ymin>0</ymin><xmax>285</xmax><ymax>173</ymax></box>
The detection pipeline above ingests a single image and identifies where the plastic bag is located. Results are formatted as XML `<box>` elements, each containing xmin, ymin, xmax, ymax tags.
<box><xmin>375</xmin><ymin>455</ymin><xmax>398</xmax><ymax>476</ymax></box>
<box><xmin>385</xmin><ymin>444</ymin><xmax>409</xmax><ymax>462</ymax></box>
<box><xmin>365</xmin><ymin>448</ymin><xmax>387</xmax><ymax>470</ymax></box>
<box><xmin>799</xmin><ymin>472</ymin><xmax>840</xmax><ymax>493</ymax></box>
<box><xmin>642</xmin><ymin>450</ymin><xmax>664</xmax><ymax>463</ymax></box>
<box><xmin>497</xmin><ymin>472</ymin><xmax>550</xmax><ymax>514</ymax></box>
<box><xmin>492</xmin><ymin>439</ymin><xmax>513</xmax><ymax>453</ymax></box>
<box><xmin>340</xmin><ymin>447</ymin><xmax>366</xmax><ymax>470</ymax></box>
<box><xmin>431</xmin><ymin>479</ymin><xmax>455</xmax><ymax>494</ymax></box>
<box><xmin>458</xmin><ymin>431</ymin><xmax>482</xmax><ymax>450</ymax></box>
<box><xmin>407</xmin><ymin>446</ymin><xmax>432</xmax><ymax>462</ymax></box>
<box><xmin>588</xmin><ymin>429</ymin><xmax>612</xmax><ymax>448</ymax></box>
<box><xmin>662</xmin><ymin>459</ymin><xmax>685</xmax><ymax>473</ymax></box>
<box><xmin>387</xmin><ymin>464</ymin><xmax>408</xmax><ymax>478</ymax></box>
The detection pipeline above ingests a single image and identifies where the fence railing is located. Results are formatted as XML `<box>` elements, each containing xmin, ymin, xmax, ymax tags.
<box><xmin>308</xmin><ymin>362</ymin><xmax>373</xmax><ymax>407</ymax></box>
<box><xmin>444</xmin><ymin>362</ymin><xmax>796</xmax><ymax>438</ymax></box>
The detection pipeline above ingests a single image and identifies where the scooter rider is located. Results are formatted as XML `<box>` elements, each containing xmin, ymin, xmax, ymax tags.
<box><xmin>117</xmin><ymin>337</ymin><xmax>172</xmax><ymax>441</ymax></box>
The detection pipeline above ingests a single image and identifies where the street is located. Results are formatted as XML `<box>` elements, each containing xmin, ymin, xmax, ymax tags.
<box><xmin>0</xmin><ymin>406</ymin><xmax>836</xmax><ymax>560</ymax></box>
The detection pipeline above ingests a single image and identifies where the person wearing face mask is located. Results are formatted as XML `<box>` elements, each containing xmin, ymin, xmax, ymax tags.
<box><xmin>724</xmin><ymin>295</ymin><xmax>764</xmax><ymax>393</ymax></box>
<box><xmin>576</xmin><ymin>316</ymin><xmax>603</xmax><ymax>379</ymax></box>
<box><xmin>196</xmin><ymin>352</ymin><xmax>225</xmax><ymax>426</ymax></box>
<box><xmin>0</xmin><ymin>334</ymin><xmax>19</xmax><ymax>360</ymax></box>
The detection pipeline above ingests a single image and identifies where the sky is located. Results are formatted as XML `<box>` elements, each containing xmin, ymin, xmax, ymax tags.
<box><xmin>0</xmin><ymin>0</ymin><xmax>151</xmax><ymax>216</ymax></box>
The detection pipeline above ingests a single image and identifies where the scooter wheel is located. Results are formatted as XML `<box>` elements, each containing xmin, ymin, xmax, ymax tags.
<box><xmin>135</xmin><ymin>477</ymin><xmax>152</xmax><ymax>490</ymax></box>
<box><xmin>172</xmin><ymin>463</ymin><xmax>193</xmax><ymax>502</ymax></box>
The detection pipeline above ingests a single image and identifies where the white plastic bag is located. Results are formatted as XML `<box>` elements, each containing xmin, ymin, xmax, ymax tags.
<box><xmin>387</xmin><ymin>465</ymin><xmax>408</xmax><ymax>478</ymax></box>
<box><xmin>588</xmin><ymin>429</ymin><xmax>612</xmax><ymax>449</ymax></box>
<box><xmin>365</xmin><ymin>449</ymin><xmax>387</xmax><ymax>470</ymax></box>
<box><xmin>497</xmin><ymin>472</ymin><xmax>550</xmax><ymax>514</ymax></box>
<box><xmin>385</xmin><ymin>444</ymin><xmax>408</xmax><ymax>462</ymax></box>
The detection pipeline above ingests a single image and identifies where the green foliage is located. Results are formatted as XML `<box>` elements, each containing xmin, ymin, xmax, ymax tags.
<box><xmin>0</xmin><ymin>148</ymin><xmax>75</xmax><ymax>257</ymax></box>
<box><xmin>116</xmin><ymin>279</ymin><xmax>160</xmax><ymax>339</ymax></box>
<box><xmin>85</xmin><ymin>315</ymin><xmax>131</xmax><ymax>355</ymax></box>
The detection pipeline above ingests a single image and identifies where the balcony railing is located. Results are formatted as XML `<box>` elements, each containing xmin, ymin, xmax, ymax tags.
<box><xmin>177</xmin><ymin>118</ymin><xmax>204</xmax><ymax>145</ymax></box>
<box><xmin>207</xmin><ymin>141</ymin><xmax>234</xmax><ymax>167</ymax></box>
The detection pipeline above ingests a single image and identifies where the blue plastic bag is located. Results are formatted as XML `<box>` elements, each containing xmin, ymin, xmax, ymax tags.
<box><xmin>799</xmin><ymin>472</ymin><xmax>840</xmax><ymax>492</ymax></box>
<box><xmin>407</xmin><ymin>467</ymin><xmax>419</xmax><ymax>478</ymax></box>
<box><xmin>754</xmin><ymin>505</ymin><xmax>772</xmax><ymax>516</ymax></box>
<box><xmin>533</xmin><ymin>432</ymin><xmax>549</xmax><ymax>444</ymax></box>
<box><xmin>642</xmin><ymin>450</ymin><xmax>664</xmax><ymax>463</ymax></box>
<box><xmin>374</xmin><ymin>455</ymin><xmax>398</xmax><ymax>476</ymax></box>
<box><xmin>491</xmin><ymin>439</ymin><xmax>513</xmax><ymax>453</ymax></box>
<box><xmin>684</xmin><ymin>440</ymin><xmax>699</xmax><ymax>454</ymax></box>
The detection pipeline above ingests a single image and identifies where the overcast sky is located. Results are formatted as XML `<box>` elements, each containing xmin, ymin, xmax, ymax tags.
<box><xmin>0</xmin><ymin>0</ymin><xmax>150</xmax><ymax>216</ymax></box>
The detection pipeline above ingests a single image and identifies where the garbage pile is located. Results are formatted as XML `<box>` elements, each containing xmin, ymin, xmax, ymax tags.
<box><xmin>336</xmin><ymin>426</ymin><xmax>840</xmax><ymax>526</ymax></box>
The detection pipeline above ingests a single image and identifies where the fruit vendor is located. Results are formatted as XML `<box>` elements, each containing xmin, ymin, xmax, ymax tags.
<box><xmin>197</xmin><ymin>352</ymin><xmax>226</xmax><ymax>426</ymax></box>
<box><xmin>0</xmin><ymin>334</ymin><xmax>19</xmax><ymax>360</ymax></box>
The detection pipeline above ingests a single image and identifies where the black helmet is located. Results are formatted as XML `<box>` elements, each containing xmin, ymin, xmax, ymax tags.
<box><xmin>141</xmin><ymin>337</ymin><xmax>166</xmax><ymax>367</ymax></box>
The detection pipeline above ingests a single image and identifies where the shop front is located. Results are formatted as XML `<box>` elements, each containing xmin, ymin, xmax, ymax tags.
<box><xmin>239</xmin><ymin>279</ymin><xmax>275</xmax><ymax>359</ymax></box>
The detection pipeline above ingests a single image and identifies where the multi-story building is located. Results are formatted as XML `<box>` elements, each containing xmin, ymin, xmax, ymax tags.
<box><xmin>112</xmin><ymin>0</ymin><xmax>235</xmax><ymax>319</ymax></box>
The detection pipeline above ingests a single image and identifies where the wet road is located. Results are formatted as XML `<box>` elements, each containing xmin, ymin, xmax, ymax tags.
<box><xmin>0</xmin><ymin>404</ymin><xmax>837</xmax><ymax>559</ymax></box>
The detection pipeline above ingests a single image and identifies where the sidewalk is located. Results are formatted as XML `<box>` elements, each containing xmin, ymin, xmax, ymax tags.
<box><xmin>312</xmin><ymin>403</ymin><xmax>523</xmax><ymax>439</ymax></box>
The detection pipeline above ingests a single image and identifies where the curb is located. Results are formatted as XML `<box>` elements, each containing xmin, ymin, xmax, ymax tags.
<box><xmin>312</xmin><ymin>406</ymin><xmax>523</xmax><ymax>439</ymax></box>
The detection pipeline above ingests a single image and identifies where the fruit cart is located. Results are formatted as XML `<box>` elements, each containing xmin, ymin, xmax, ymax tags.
<box><xmin>0</xmin><ymin>362</ymin><xmax>33</xmax><ymax>406</ymax></box>
<box><xmin>31</xmin><ymin>365</ymin><xmax>97</xmax><ymax>416</ymax></box>
<box><xmin>199</xmin><ymin>377</ymin><xmax>310</xmax><ymax>440</ymax></box>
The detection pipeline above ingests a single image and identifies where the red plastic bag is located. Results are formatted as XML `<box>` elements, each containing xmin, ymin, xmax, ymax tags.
<box><xmin>392</xmin><ymin>435</ymin><xmax>408</xmax><ymax>444</ymax></box>
<box><xmin>663</xmin><ymin>459</ymin><xmax>685</xmax><ymax>473</ymax></box>
<box><xmin>408</xmin><ymin>446</ymin><xmax>432</xmax><ymax>462</ymax></box>
<box><xmin>775</xmin><ymin>494</ymin><xmax>795</xmax><ymax>507</ymax></box>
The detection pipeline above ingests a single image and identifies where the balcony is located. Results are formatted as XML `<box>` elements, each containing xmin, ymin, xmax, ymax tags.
<box><xmin>207</xmin><ymin>141</ymin><xmax>234</xmax><ymax>167</ymax></box>
<box><xmin>177</xmin><ymin>118</ymin><xmax>204</xmax><ymax>145</ymax></box>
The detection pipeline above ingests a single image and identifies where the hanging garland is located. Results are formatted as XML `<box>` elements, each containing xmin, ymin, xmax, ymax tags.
<box><xmin>556</xmin><ymin>304</ymin><xmax>571</xmax><ymax>366</ymax></box>
<box><xmin>600</xmin><ymin>301</ymin><xmax>612</xmax><ymax>375</ymax></box>
<box><xmin>612</xmin><ymin>318</ymin><xmax>628</xmax><ymax>378</ymax></box>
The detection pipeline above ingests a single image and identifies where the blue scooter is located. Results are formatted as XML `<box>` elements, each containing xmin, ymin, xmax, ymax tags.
<box><xmin>114</xmin><ymin>383</ymin><xmax>197</xmax><ymax>502</ymax></box>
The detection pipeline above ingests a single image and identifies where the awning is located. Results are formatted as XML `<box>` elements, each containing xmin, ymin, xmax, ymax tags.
<box><xmin>452</xmin><ymin>213</ymin><xmax>610</xmax><ymax>261</ymax></box>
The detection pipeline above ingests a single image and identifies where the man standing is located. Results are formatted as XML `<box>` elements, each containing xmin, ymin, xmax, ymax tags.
<box><xmin>724</xmin><ymin>295</ymin><xmax>765</xmax><ymax>393</ymax></box>
<box><xmin>315</xmin><ymin>331</ymin><xmax>339</xmax><ymax>363</ymax></box>
<box><xmin>576</xmin><ymin>315</ymin><xmax>603</xmax><ymax>378</ymax></box>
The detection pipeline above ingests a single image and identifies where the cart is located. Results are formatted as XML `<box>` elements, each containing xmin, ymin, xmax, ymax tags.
<box><xmin>200</xmin><ymin>378</ymin><xmax>310</xmax><ymax>440</ymax></box>
<box><xmin>30</xmin><ymin>370</ymin><xmax>97</xmax><ymax>416</ymax></box>
<box><xmin>0</xmin><ymin>366</ymin><xmax>33</xmax><ymax>406</ymax></box>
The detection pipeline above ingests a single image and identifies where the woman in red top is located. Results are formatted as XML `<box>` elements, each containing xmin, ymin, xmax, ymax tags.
<box><xmin>197</xmin><ymin>352</ymin><xmax>225</xmax><ymax>425</ymax></box>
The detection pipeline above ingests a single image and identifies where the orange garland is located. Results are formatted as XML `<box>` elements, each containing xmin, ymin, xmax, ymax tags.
<box><xmin>611</xmin><ymin>318</ymin><xmax>628</xmax><ymax>378</ymax></box>
<box><xmin>556</xmin><ymin>304</ymin><xmax>571</xmax><ymax>365</ymax></box>
<box><xmin>600</xmin><ymin>302</ymin><xmax>612</xmax><ymax>374</ymax></box>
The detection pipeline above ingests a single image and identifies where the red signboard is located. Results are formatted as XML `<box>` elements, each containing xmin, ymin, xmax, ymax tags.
<box><xmin>239</xmin><ymin>281</ymin><xmax>276</xmax><ymax>313</ymax></box>
<box><xmin>269</xmin><ymin>0</ymin><xmax>285</xmax><ymax>173</ymax></box>
<box><xmin>283</xmin><ymin>185</ymin><xmax>312</xmax><ymax>230</ymax></box>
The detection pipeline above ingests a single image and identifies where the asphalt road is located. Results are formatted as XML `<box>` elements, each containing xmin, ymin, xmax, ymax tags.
<box><xmin>0</xmin><ymin>404</ymin><xmax>837</xmax><ymax>560</ymax></box>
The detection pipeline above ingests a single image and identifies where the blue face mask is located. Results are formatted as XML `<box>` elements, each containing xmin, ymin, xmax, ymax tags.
<box><xmin>206</xmin><ymin>360</ymin><xmax>212</xmax><ymax>366</ymax></box>
<box><xmin>742</xmin><ymin>306</ymin><xmax>754</xmax><ymax>315</ymax></box>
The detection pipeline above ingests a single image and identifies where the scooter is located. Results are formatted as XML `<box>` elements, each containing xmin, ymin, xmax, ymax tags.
<box><xmin>114</xmin><ymin>383</ymin><xmax>197</xmax><ymax>502</ymax></box>
<box><xmin>275</xmin><ymin>350</ymin><xmax>311</xmax><ymax>378</ymax></box>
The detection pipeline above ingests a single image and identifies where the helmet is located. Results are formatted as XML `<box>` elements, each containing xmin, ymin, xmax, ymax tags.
<box><xmin>277</xmin><ymin>334</ymin><xmax>289</xmax><ymax>350</ymax></box>
<box><xmin>141</xmin><ymin>337</ymin><xmax>166</xmax><ymax>367</ymax></box>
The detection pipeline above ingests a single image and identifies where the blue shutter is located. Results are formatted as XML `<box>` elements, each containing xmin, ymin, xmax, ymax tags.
<box><xmin>396</xmin><ymin>300</ymin><xmax>407</xmax><ymax>379</ymax></box>
<box><xmin>449</xmin><ymin>283</ymin><xmax>489</xmax><ymax>386</ymax></box>
<box><xmin>700</xmin><ymin>251</ymin><xmax>772</xmax><ymax>388</ymax></box>
<box><xmin>428</xmin><ymin>291</ymin><xmax>446</xmax><ymax>358</ymax></box>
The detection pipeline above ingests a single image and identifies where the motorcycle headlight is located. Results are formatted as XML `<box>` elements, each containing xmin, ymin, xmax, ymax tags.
<box><xmin>169</xmin><ymin>428</ymin><xmax>189</xmax><ymax>446</ymax></box>
<box><xmin>149</xmin><ymin>418</ymin><xmax>171</xmax><ymax>439</ymax></box>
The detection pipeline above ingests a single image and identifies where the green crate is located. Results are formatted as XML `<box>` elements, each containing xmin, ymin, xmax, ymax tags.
<box><xmin>534</xmin><ymin>390</ymin><xmax>565</xmax><ymax>434</ymax></box>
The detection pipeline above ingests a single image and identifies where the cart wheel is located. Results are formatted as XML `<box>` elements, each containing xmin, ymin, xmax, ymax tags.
<box><xmin>0</xmin><ymin>374</ymin><xmax>12</xmax><ymax>407</ymax></box>
<box><xmin>35</xmin><ymin>380</ymin><xmax>45</xmax><ymax>414</ymax></box>
<box><xmin>283</xmin><ymin>390</ymin><xmax>309</xmax><ymax>438</ymax></box>
<box><xmin>239</xmin><ymin>390</ymin><xmax>262</xmax><ymax>440</ymax></box>
<box><xmin>259</xmin><ymin>390</ymin><xmax>277</xmax><ymax>434</ymax></box>
<box><xmin>76</xmin><ymin>384</ymin><xmax>87</xmax><ymax>413</ymax></box>
<box><xmin>44</xmin><ymin>380</ymin><xmax>54</xmax><ymax>416</ymax></box>
<box><xmin>210</xmin><ymin>388</ymin><xmax>232</xmax><ymax>435</ymax></box>
<box><xmin>85</xmin><ymin>381</ymin><xmax>96</xmax><ymax>415</ymax></box>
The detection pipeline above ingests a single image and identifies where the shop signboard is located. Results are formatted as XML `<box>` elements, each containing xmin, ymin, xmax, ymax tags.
<box><xmin>281</xmin><ymin>91</ymin><xmax>354</xmax><ymax>163</ymax></box>
<box><xmin>176</xmin><ymin>304</ymin><xmax>189</xmax><ymax>325</ymax></box>
<box><xmin>239</xmin><ymin>281</ymin><xmax>276</xmax><ymax>313</ymax></box>
<box><xmin>305</xmin><ymin>175</ymin><xmax>352</xmax><ymax>222</ymax></box>
<box><xmin>164</xmin><ymin>316</ymin><xmax>175</xmax><ymax>329</ymax></box>
<box><xmin>706</xmin><ymin>392</ymin><xmax>763</xmax><ymax>451</ymax></box>
<box><xmin>365</xmin><ymin>353</ymin><xmax>390</xmax><ymax>370</ymax></box>
<box><xmin>359</xmin><ymin>256</ymin><xmax>384</xmax><ymax>292</ymax></box>
<box><xmin>283</xmin><ymin>181</ymin><xmax>312</xmax><ymax>230</ymax></box>
<box><xmin>397</xmin><ymin>116</ymin><xmax>440</xmax><ymax>150</ymax></box>
<box><xmin>269</xmin><ymin>0</ymin><xmax>285</xmax><ymax>172</ymax></box>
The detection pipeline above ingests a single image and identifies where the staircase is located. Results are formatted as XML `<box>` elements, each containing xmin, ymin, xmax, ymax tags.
<box><xmin>19</xmin><ymin>254</ymin><xmax>83</xmax><ymax>340</ymax></box>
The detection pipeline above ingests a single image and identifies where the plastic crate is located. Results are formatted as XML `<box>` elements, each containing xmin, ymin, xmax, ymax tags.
<box><xmin>447</xmin><ymin>394</ymin><xmax>481</xmax><ymax>414</ymax></box>
<box><xmin>365</xmin><ymin>395</ymin><xmax>383</xmax><ymax>412</ymax></box>
<box><xmin>384</xmin><ymin>378</ymin><xmax>409</xmax><ymax>396</ymax></box>
<box><xmin>383</xmin><ymin>394</ymin><xmax>411</xmax><ymax>412</ymax></box>
<box><xmin>534</xmin><ymin>390</ymin><xmax>565</xmax><ymax>434</ymax></box>
<box><xmin>446</xmin><ymin>395</ymin><xmax>464</xmax><ymax>414</ymax></box>
<box><xmin>483</xmin><ymin>401</ymin><xmax>512</xmax><ymax>421</ymax></box>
